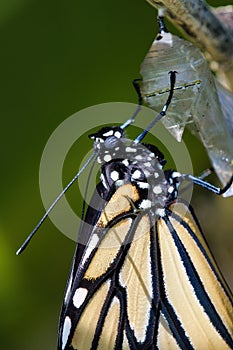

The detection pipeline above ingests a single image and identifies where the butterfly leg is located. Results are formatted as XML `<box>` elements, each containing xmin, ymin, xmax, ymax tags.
<box><xmin>180</xmin><ymin>173</ymin><xmax>233</xmax><ymax>195</ymax></box>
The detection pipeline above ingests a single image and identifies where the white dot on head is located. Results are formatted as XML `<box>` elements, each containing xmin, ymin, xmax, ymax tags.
<box><xmin>139</xmin><ymin>199</ymin><xmax>152</xmax><ymax>209</ymax></box>
<box><xmin>103</xmin><ymin>154</ymin><xmax>112</xmax><ymax>162</ymax></box>
<box><xmin>103</xmin><ymin>130</ymin><xmax>114</xmax><ymax>137</ymax></box>
<box><xmin>62</xmin><ymin>316</ymin><xmax>72</xmax><ymax>350</ymax></box>
<box><xmin>122</xmin><ymin>159</ymin><xmax>129</xmax><ymax>166</ymax></box>
<box><xmin>114</xmin><ymin>131</ymin><xmax>122</xmax><ymax>138</ymax></box>
<box><xmin>172</xmin><ymin>171</ymin><xmax>181</xmax><ymax>178</ymax></box>
<box><xmin>153</xmin><ymin>185</ymin><xmax>162</xmax><ymax>194</ymax></box>
<box><xmin>73</xmin><ymin>287</ymin><xmax>88</xmax><ymax>308</ymax></box>
<box><xmin>125</xmin><ymin>146</ymin><xmax>137</xmax><ymax>153</ymax></box>
<box><xmin>156</xmin><ymin>208</ymin><xmax>166</xmax><ymax>217</ymax></box>
<box><xmin>132</xmin><ymin>169</ymin><xmax>142</xmax><ymax>179</ymax></box>
<box><xmin>110</xmin><ymin>170</ymin><xmax>119</xmax><ymax>181</ymax></box>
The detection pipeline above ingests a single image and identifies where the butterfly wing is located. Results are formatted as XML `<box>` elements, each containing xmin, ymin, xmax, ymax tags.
<box><xmin>156</xmin><ymin>201</ymin><xmax>233</xmax><ymax>349</ymax></box>
<box><xmin>58</xmin><ymin>180</ymin><xmax>160</xmax><ymax>349</ymax></box>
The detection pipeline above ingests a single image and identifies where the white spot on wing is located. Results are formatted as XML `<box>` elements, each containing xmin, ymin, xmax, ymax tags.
<box><xmin>73</xmin><ymin>287</ymin><xmax>88</xmax><ymax>308</ymax></box>
<box><xmin>81</xmin><ymin>234</ymin><xmax>99</xmax><ymax>266</ymax></box>
<box><xmin>62</xmin><ymin>316</ymin><xmax>72</xmax><ymax>350</ymax></box>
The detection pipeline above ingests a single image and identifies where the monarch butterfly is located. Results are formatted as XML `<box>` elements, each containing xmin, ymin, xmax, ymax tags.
<box><xmin>140</xmin><ymin>15</ymin><xmax>233</xmax><ymax>196</ymax></box>
<box><xmin>17</xmin><ymin>72</ymin><xmax>233</xmax><ymax>349</ymax></box>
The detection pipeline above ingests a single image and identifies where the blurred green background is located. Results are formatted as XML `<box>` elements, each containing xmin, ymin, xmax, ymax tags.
<box><xmin>1</xmin><ymin>0</ymin><xmax>232</xmax><ymax>349</ymax></box>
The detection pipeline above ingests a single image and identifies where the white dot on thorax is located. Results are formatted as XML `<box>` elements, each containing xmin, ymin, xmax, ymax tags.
<box><xmin>156</xmin><ymin>208</ymin><xmax>165</xmax><ymax>217</ymax></box>
<box><xmin>103</xmin><ymin>154</ymin><xmax>112</xmax><ymax>162</ymax></box>
<box><xmin>110</xmin><ymin>170</ymin><xmax>120</xmax><ymax>181</ymax></box>
<box><xmin>132</xmin><ymin>169</ymin><xmax>142</xmax><ymax>179</ymax></box>
<box><xmin>139</xmin><ymin>199</ymin><xmax>152</xmax><ymax>209</ymax></box>
<box><xmin>153</xmin><ymin>185</ymin><xmax>162</xmax><ymax>194</ymax></box>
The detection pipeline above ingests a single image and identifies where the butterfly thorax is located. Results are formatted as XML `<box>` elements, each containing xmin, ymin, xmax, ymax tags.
<box><xmin>89</xmin><ymin>126</ymin><xmax>179</xmax><ymax>217</ymax></box>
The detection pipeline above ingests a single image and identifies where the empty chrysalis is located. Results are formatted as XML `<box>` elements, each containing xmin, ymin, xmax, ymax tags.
<box><xmin>140</xmin><ymin>16</ymin><xmax>233</xmax><ymax>196</ymax></box>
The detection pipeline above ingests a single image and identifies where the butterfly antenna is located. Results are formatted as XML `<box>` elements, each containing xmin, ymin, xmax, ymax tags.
<box><xmin>120</xmin><ymin>79</ymin><xmax>143</xmax><ymax>129</ymax></box>
<box><xmin>16</xmin><ymin>151</ymin><xmax>98</xmax><ymax>255</ymax></box>
<box><xmin>134</xmin><ymin>71</ymin><xmax>176</xmax><ymax>144</ymax></box>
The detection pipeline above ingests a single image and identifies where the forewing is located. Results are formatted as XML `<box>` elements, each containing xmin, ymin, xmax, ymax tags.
<box><xmin>58</xmin><ymin>183</ymin><xmax>160</xmax><ymax>349</ymax></box>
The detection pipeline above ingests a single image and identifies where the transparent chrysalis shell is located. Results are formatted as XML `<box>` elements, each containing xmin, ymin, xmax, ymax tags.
<box><xmin>140</xmin><ymin>29</ymin><xmax>233</xmax><ymax>196</ymax></box>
